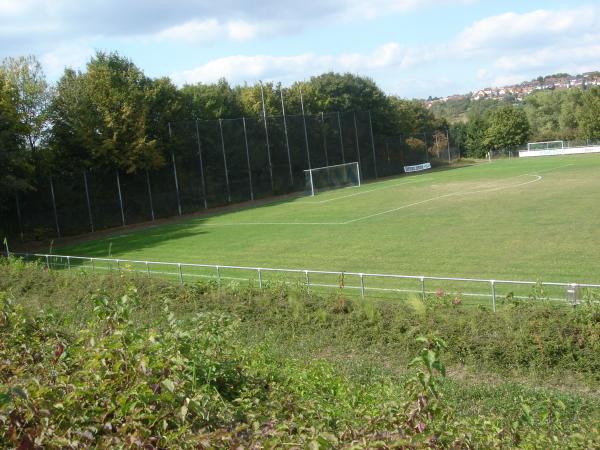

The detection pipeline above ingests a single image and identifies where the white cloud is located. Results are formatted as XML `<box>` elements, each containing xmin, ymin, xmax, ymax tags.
<box><xmin>456</xmin><ymin>6</ymin><xmax>599</xmax><ymax>54</ymax></box>
<box><xmin>156</xmin><ymin>18</ymin><xmax>261</xmax><ymax>43</ymax></box>
<box><xmin>40</xmin><ymin>44</ymin><xmax>94</xmax><ymax>78</ymax></box>
<box><xmin>171</xmin><ymin>43</ymin><xmax>436</xmax><ymax>85</ymax></box>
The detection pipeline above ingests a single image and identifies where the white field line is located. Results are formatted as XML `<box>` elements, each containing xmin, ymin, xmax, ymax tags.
<box><xmin>343</xmin><ymin>174</ymin><xmax>542</xmax><ymax>224</ymax></box>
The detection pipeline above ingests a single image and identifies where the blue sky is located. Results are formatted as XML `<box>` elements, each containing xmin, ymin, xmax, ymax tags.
<box><xmin>1</xmin><ymin>0</ymin><xmax>599</xmax><ymax>98</ymax></box>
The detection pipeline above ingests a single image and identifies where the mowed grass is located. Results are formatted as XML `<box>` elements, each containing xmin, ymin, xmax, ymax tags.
<box><xmin>60</xmin><ymin>154</ymin><xmax>600</xmax><ymax>284</ymax></box>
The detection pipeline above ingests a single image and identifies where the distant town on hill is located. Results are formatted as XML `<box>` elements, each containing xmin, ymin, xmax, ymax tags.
<box><xmin>426</xmin><ymin>71</ymin><xmax>600</xmax><ymax>105</ymax></box>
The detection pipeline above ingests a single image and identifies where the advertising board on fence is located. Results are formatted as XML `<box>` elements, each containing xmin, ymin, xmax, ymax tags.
<box><xmin>519</xmin><ymin>146</ymin><xmax>600</xmax><ymax>158</ymax></box>
<box><xmin>404</xmin><ymin>162</ymin><xmax>431</xmax><ymax>173</ymax></box>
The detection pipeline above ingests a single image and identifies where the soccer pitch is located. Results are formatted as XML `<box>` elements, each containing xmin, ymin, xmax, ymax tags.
<box><xmin>60</xmin><ymin>154</ymin><xmax>600</xmax><ymax>284</ymax></box>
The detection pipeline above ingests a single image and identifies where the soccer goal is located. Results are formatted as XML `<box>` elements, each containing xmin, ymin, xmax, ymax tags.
<box><xmin>526</xmin><ymin>140</ymin><xmax>564</xmax><ymax>151</ymax></box>
<box><xmin>304</xmin><ymin>162</ymin><xmax>361</xmax><ymax>196</ymax></box>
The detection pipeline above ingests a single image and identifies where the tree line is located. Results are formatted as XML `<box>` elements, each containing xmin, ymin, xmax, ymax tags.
<box><xmin>437</xmin><ymin>87</ymin><xmax>600</xmax><ymax>158</ymax></box>
<box><xmin>0</xmin><ymin>51</ymin><xmax>446</xmax><ymax>215</ymax></box>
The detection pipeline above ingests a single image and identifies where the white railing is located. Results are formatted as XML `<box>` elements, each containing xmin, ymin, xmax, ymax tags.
<box><xmin>5</xmin><ymin>252</ymin><xmax>600</xmax><ymax>312</ymax></box>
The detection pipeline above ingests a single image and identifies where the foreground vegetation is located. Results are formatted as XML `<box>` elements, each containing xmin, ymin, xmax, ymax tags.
<box><xmin>1</xmin><ymin>258</ymin><xmax>599</xmax><ymax>448</ymax></box>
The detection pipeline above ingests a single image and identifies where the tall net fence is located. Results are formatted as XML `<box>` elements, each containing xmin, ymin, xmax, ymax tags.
<box><xmin>2</xmin><ymin>111</ymin><xmax>461</xmax><ymax>242</ymax></box>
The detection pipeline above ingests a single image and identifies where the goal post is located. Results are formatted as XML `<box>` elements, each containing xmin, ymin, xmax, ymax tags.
<box><xmin>527</xmin><ymin>140</ymin><xmax>564</xmax><ymax>152</ymax></box>
<box><xmin>304</xmin><ymin>162</ymin><xmax>361</xmax><ymax>196</ymax></box>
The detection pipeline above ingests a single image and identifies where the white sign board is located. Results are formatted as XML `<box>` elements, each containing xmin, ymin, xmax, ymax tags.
<box><xmin>519</xmin><ymin>146</ymin><xmax>600</xmax><ymax>158</ymax></box>
<box><xmin>404</xmin><ymin>162</ymin><xmax>431</xmax><ymax>173</ymax></box>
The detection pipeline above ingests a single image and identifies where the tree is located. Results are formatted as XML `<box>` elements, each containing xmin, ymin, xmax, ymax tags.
<box><xmin>577</xmin><ymin>86</ymin><xmax>600</xmax><ymax>140</ymax></box>
<box><xmin>0</xmin><ymin>72</ymin><xmax>33</xmax><ymax>209</ymax></box>
<box><xmin>482</xmin><ymin>105</ymin><xmax>530</xmax><ymax>152</ymax></box>
<box><xmin>0</xmin><ymin>56</ymin><xmax>51</xmax><ymax>152</ymax></box>
<box><xmin>180</xmin><ymin>79</ymin><xmax>242</xmax><ymax>119</ymax></box>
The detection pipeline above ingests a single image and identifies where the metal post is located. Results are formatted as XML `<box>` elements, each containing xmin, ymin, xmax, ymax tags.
<box><xmin>305</xmin><ymin>270</ymin><xmax>311</xmax><ymax>295</ymax></box>
<box><xmin>353</xmin><ymin>113</ymin><xmax>362</xmax><ymax>171</ymax></box>
<box><xmin>216</xmin><ymin>265</ymin><xmax>221</xmax><ymax>286</ymax></box>
<box><xmin>91</xmin><ymin>258</ymin><xmax>95</xmax><ymax>271</ymax></box>
<box><xmin>242</xmin><ymin>117</ymin><xmax>255</xmax><ymax>201</ymax></box>
<box><xmin>145</xmin><ymin>169</ymin><xmax>155</xmax><ymax>221</ymax></box>
<box><xmin>360</xmin><ymin>273</ymin><xmax>365</xmax><ymax>299</ymax></box>
<box><xmin>115</xmin><ymin>170</ymin><xmax>126</xmax><ymax>226</ymax></box>
<box><xmin>67</xmin><ymin>256</ymin><xmax>71</xmax><ymax>272</ymax></box>
<box><xmin>258</xmin><ymin>268</ymin><xmax>263</xmax><ymax>289</ymax></box>
<box><xmin>420</xmin><ymin>276</ymin><xmax>425</xmax><ymax>301</ymax></box>
<box><xmin>83</xmin><ymin>170</ymin><xmax>94</xmax><ymax>232</ymax></box>
<box><xmin>219</xmin><ymin>119</ymin><xmax>231</xmax><ymax>203</ymax></box>
<box><xmin>300</xmin><ymin>85</ymin><xmax>311</xmax><ymax>169</ymax></box>
<box><xmin>368</xmin><ymin>111</ymin><xmax>378</xmax><ymax>178</ymax></box>
<box><xmin>168</xmin><ymin>122</ymin><xmax>182</xmax><ymax>216</ymax></box>
<box><xmin>259</xmin><ymin>81</ymin><xmax>275</xmax><ymax>192</ymax></box>
<box><xmin>45</xmin><ymin>254</ymin><xmax>49</xmax><ymax>269</ymax></box>
<box><xmin>146</xmin><ymin>261</ymin><xmax>150</xmax><ymax>277</ymax></box>
<box><xmin>309</xmin><ymin>170</ymin><xmax>315</xmax><ymax>196</ymax></box>
<box><xmin>14</xmin><ymin>191</ymin><xmax>24</xmax><ymax>242</ymax></box>
<box><xmin>491</xmin><ymin>281</ymin><xmax>496</xmax><ymax>312</ymax></box>
<box><xmin>195</xmin><ymin>120</ymin><xmax>208</xmax><ymax>209</ymax></box>
<box><xmin>321</xmin><ymin>112</ymin><xmax>329</xmax><ymax>166</ymax></box>
<box><xmin>385</xmin><ymin>140</ymin><xmax>391</xmax><ymax>174</ymax></box>
<box><xmin>337</xmin><ymin>112</ymin><xmax>345</xmax><ymax>163</ymax></box>
<box><xmin>423</xmin><ymin>132</ymin><xmax>430</xmax><ymax>163</ymax></box>
<box><xmin>178</xmin><ymin>263</ymin><xmax>183</xmax><ymax>285</ymax></box>
<box><xmin>280</xmin><ymin>88</ymin><xmax>294</xmax><ymax>186</ymax></box>
<box><xmin>446</xmin><ymin>129</ymin><xmax>451</xmax><ymax>164</ymax></box>
<box><xmin>49</xmin><ymin>176</ymin><xmax>61</xmax><ymax>238</ymax></box>
<box><xmin>116</xmin><ymin>259</ymin><xmax>120</xmax><ymax>271</ymax></box>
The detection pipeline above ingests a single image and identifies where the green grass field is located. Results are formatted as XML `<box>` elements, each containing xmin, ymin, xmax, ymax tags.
<box><xmin>59</xmin><ymin>154</ymin><xmax>600</xmax><ymax>289</ymax></box>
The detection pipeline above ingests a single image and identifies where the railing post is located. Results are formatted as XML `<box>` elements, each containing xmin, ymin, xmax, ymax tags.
<box><xmin>146</xmin><ymin>261</ymin><xmax>150</xmax><ymax>278</ymax></box>
<box><xmin>91</xmin><ymin>258</ymin><xmax>95</xmax><ymax>271</ymax></box>
<box><xmin>178</xmin><ymin>263</ymin><xmax>183</xmax><ymax>285</ymax></box>
<box><xmin>67</xmin><ymin>256</ymin><xmax>71</xmax><ymax>272</ymax></box>
<box><xmin>116</xmin><ymin>259</ymin><xmax>120</xmax><ymax>272</ymax></box>
<box><xmin>491</xmin><ymin>280</ymin><xmax>496</xmax><ymax>312</ymax></box>
<box><xmin>305</xmin><ymin>270</ymin><xmax>311</xmax><ymax>295</ymax></box>
<box><xmin>216</xmin><ymin>265</ymin><xmax>221</xmax><ymax>286</ymax></box>
<box><xmin>258</xmin><ymin>268</ymin><xmax>263</xmax><ymax>289</ymax></box>
<box><xmin>360</xmin><ymin>273</ymin><xmax>365</xmax><ymax>299</ymax></box>
<box><xmin>420</xmin><ymin>276</ymin><xmax>425</xmax><ymax>301</ymax></box>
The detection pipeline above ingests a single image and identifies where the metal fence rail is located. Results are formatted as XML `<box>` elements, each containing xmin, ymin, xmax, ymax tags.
<box><xmin>5</xmin><ymin>252</ymin><xmax>600</xmax><ymax>311</ymax></box>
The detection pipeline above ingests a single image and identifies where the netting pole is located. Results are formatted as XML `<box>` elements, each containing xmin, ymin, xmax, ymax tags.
<box><xmin>194</xmin><ymin>120</ymin><xmax>208</xmax><ymax>209</ymax></box>
<box><xmin>446</xmin><ymin>129</ymin><xmax>451</xmax><ymax>164</ymax></box>
<box><xmin>145</xmin><ymin>169</ymin><xmax>155</xmax><ymax>221</ymax></box>
<box><xmin>423</xmin><ymin>132</ymin><xmax>430</xmax><ymax>163</ymax></box>
<box><xmin>14</xmin><ymin>190</ymin><xmax>24</xmax><ymax>242</ymax></box>
<box><xmin>280</xmin><ymin>88</ymin><xmax>294</xmax><ymax>186</ymax></box>
<box><xmin>385</xmin><ymin>140</ymin><xmax>391</xmax><ymax>175</ymax></box>
<box><xmin>219</xmin><ymin>119</ymin><xmax>231</xmax><ymax>203</ymax></box>
<box><xmin>321</xmin><ymin>112</ymin><xmax>329</xmax><ymax>166</ymax></box>
<box><xmin>49</xmin><ymin>176</ymin><xmax>61</xmax><ymax>238</ymax></box>
<box><xmin>353</xmin><ymin>113</ymin><xmax>362</xmax><ymax>172</ymax></box>
<box><xmin>168</xmin><ymin>123</ymin><xmax>182</xmax><ymax>216</ymax></box>
<box><xmin>309</xmin><ymin>169</ymin><xmax>315</xmax><ymax>196</ymax></box>
<box><xmin>242</xmin><ymin>117</ymin><xmax>255</xmax><ymax>201</ymax></box>
<box><xmin>300</xmin><ymin>85</ymin><xmax>311</xmax><ymax>169</ymax></box>
<box><xmin>259</xmin><ymin>82</ymin><xmax>275</xmax><ymax>192</ymax></box>
<box><xmin>115</xmin><ymin>170</ymin><xmax>126</xmax><ymax>226</ymax></box>
<box><xmin>491</xmin><ymin>281</ymin><xmax>496</xmax><ymax>312</ymax></box>
<box><xmin>83</xmin><ymin>170</ymin><xmax>94</xmax><ymax>232</ymax></box>
<box><xmin>337</xmin><ymin>112</ymin><xmax>345</xmax><ymax>163</ymax></box>
<box><xmin>368</xmin><ymin>111</ymin><xmax>378</xmax><ymax>178</ymax></box>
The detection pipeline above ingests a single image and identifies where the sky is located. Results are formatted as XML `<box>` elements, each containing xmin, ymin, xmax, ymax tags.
<box><xmin>1</xmin><ymin>0</ymin><xmax>599</xmax><ymax>98</ymax></box>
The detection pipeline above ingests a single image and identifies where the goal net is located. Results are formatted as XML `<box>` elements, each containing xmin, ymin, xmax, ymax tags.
<box><xmin>527</xmin><ymin>140</ymin><xmax>564</xmax><ymax>151</ymax></box>
<box><xmin>304</xmin><ymin>162</ymin><xmax>361</xmax><ymax>196</ymax></box>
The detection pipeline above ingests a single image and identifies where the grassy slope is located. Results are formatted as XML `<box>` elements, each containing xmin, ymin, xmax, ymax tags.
<box><xmin>59</xmin><ymin>155</ymin><xmax>600</xmax><ymax>283</ymax></box>
<box><xmin>2</xmin><ymin>261</ymin><xmax>600</xmax><ymax>447</ymax></box>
